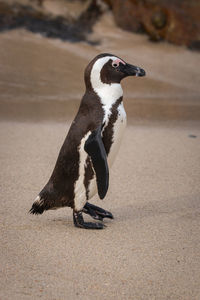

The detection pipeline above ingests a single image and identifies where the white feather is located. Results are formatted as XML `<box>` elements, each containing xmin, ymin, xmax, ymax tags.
<box><xmin>74</xmin><ymin>131</ymin><xmax>91</xmax><ymax>211</ymax></box>
<box><xmin>107</xmin><ymin>103</ymin><xmax>127</xmax><ymax>166</ymax></box>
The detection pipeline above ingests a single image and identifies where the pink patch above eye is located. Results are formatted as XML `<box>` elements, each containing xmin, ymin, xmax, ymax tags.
<box><xmin>112</xmin><ymin>58</ymin><xmax>126</xmax><ymax>67</ymax></box>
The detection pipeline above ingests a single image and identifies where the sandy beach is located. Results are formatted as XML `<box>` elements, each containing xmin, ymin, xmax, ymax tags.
<box><xmin>0</xmin><ymin>13</ymin><xmax>200</xmax><ymax>300</ymax></box>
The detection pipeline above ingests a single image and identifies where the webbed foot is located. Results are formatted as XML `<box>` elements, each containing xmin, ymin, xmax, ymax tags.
<box><xmin>83</xmin><ymin>202</ymin><xmax>114</xmax><ymax>221</ymax></box>
<box><xmin>73</xmin><ymin>211</ymin><xmax>105</xmax><ymax>229</ymax></box>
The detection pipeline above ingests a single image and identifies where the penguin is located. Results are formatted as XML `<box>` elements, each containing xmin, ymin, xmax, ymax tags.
<box><xmin>29</xmin><ymin>53</ymin><xmax>146</xmax><ymax>229</ymax></box>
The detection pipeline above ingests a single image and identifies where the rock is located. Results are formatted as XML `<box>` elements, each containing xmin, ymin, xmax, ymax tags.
<box><xmin>103</xmin><ymin>0</ymin><xmax>200</xmax><ymax>48</ymax></box>
<box><xmin>0</xmin><ymin>0</ymin><xmax>103</xmax><ymax>43</ymax></box>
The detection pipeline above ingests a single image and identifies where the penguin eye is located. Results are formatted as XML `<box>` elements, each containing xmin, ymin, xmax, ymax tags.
<box><xmin>112</xmin><ymin>63</ymin><xmax>118</xmax><ymax>68</ymax></box>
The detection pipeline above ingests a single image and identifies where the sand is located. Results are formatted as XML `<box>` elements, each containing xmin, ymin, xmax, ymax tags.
<box><xmin>1</xmin><ymin>122</ymin><xmax>200</xmax><ymax>300</ymax></box>
<box><xmin>0</xmin><ymin>12</ymin><xmax>200</xmax><ymax>300</ymax></box>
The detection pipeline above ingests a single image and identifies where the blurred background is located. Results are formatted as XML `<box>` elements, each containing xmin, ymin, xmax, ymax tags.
<box><xmin>0</xmin><ymin>0</ymin><xmax>200</xmax><ymax>124</ymax></box>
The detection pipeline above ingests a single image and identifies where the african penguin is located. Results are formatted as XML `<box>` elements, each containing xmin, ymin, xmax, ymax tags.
<box><xmin>30</xmin><ymin>53</ymin><xmax>146</xmax><ymax>229</ymax></box>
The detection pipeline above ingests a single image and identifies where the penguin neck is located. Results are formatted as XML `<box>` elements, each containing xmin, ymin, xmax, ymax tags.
<box><xmin>93</xmin><ymin>82</ymin><xmax>123</xmax><ymax>124</ymax></box>
<box><xmin>90</xmin><ymin>72</ymin><xmax>123</xmax><ymax>123</ymax></box>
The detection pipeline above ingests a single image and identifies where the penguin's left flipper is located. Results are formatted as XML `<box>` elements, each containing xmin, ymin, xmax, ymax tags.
<box><xmin>84</xmin><ymin>126</ymin><xmax>109</xmax><ymax>200</ymax></box>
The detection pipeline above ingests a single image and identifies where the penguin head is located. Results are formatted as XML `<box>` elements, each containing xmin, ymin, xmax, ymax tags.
<box><xmin>85</xmin><ymin>53</ymin><xmax>145</xmax><ymax>90</ymax></box>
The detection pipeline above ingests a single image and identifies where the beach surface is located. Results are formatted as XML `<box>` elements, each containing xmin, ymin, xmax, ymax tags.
<box><xmin>0</xmin><ymin>13</ymin><xmax>200</xmax><ymax>300</ymax></box>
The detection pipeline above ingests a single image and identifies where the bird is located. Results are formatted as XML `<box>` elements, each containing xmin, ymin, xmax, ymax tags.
<box><xmin>29</xmin><ymin>53</ymin><xmax>146</xmax><ymax>229</ymax></box>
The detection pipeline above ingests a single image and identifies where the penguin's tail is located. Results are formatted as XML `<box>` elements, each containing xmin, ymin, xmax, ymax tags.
<box><xmin>29</xmin><ymin>195</ymin><xmax>45</xmax><ymax>215</ymax></box>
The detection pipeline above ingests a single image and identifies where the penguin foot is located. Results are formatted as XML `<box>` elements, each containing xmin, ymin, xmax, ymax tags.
<box><xmin>73</xmin><ymin>211</ymin><xmax>105</xmax><ymax>229</ymax></box>
<box><xmin>83</xmin><ymin>202</ymin><xmax>114</xmax><ymax>221</ymax></box>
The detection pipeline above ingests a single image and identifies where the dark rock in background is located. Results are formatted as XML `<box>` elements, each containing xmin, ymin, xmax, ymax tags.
<box><xmin>0</xmin><ymin>0</ymin><xmax>199</xmax><ymax>49</ymax></box>
<box><xmin>103</xmin><ymin>0</ymin><xmax>200</xmax><ymax>50</ymax></box>
<box><xmin>0</xmin><ymin>0</ymin><xmax>103</xmax><ymax>43</ymax></box>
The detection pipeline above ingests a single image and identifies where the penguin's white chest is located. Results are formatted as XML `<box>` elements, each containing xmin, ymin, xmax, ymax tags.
<box><xmin>86</xmin><ymin>102</ymin><xmax>126</xmax><ymax>201</ymax></box>
<box><xmin>106</xmin><ymin>102</ymin><xmax>127</xmax><ymax>167</ymax></box>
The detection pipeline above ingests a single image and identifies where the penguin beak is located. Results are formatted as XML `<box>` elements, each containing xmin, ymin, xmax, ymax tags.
<box><xmin>119</xmin><ymin>63</ymin><xmax>146</xmax><ymax>77</ymax></box>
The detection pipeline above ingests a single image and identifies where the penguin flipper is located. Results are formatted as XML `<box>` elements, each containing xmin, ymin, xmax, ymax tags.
<box><xmin>84</xmin><ymin>126</ymin><xmax>109</xmax><ymax>199</ymax></box>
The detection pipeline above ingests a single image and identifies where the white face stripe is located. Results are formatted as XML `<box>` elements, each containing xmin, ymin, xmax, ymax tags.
<box><xmin>90</xmin><ymin>56</ymin><xmax>123</xmax><ymax>123</ymax></box>
<box><xmin>90</xmin><ymin>56</ymin><xmax>119</xmax><ymax>89</ymax></box>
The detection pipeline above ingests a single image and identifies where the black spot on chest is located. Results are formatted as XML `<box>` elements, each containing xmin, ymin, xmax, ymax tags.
<box><xmin>102</xmin><ymin>97</ymin><xmax>122</xmax><ymax>155</ymax></box>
